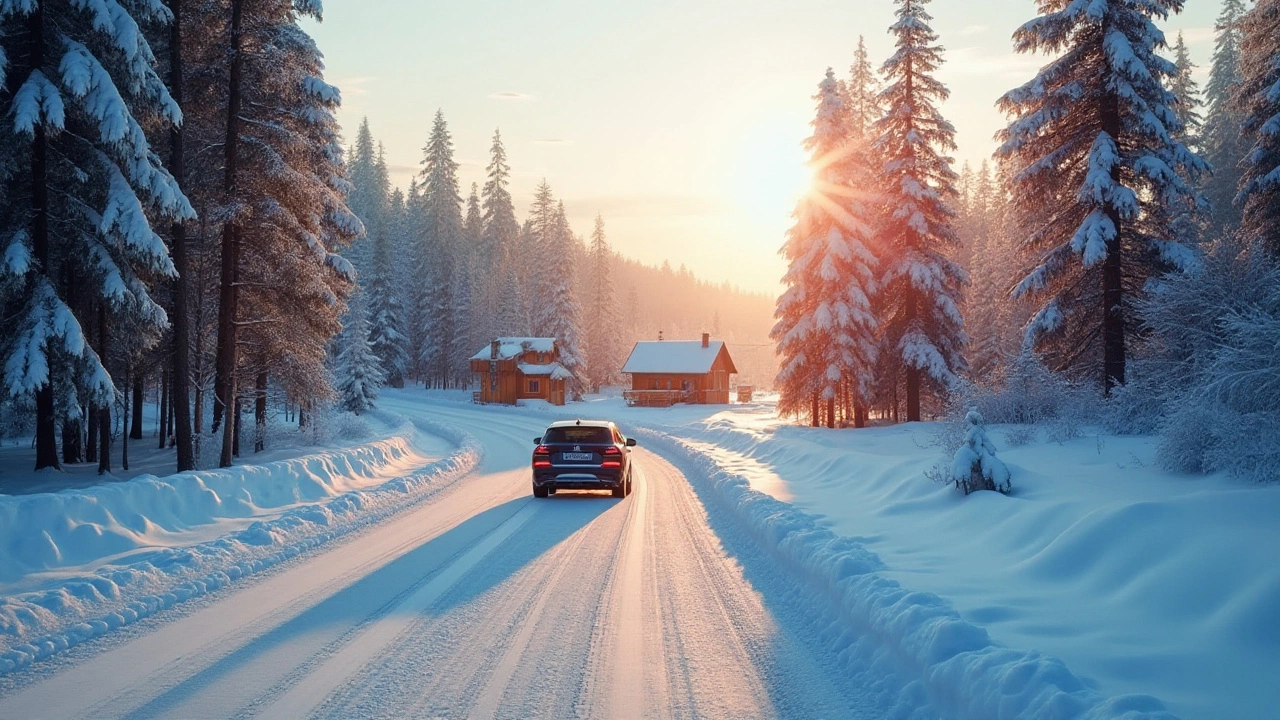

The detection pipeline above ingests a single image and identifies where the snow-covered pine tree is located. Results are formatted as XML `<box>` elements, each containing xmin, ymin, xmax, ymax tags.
<box><xmin>528</xmin><ymin>180</ymin><xmax>560</xmax><ymax>332</ymax></box>
<box><xmin>400</xmin><ymin>179</ymin><xmax>428</xmax><ymax>382</ymax></box>
<box><xmin>1201</xmin><ymin>0</ymin><xmax>1250</xmax><ymax>238</ymax></box>
<box><xmin>205</xmin><ymin>0</ymin><xmax>360</xmax><ymax>465</ymax></box>
<box><xmin>1168</xmin><ymin>31</ymin><xmax>1207</xmax><ymax>246</ymax></box>
<box><xmin>460</xmin><ymin>182</ymin><xmax>483</xmax><ymax>364</ymax></box>
<box><xmin>584</xmin><ymin>214</ymin><xmax>623</xmax><ymax>392</ymax></box>
<box><xmin>1234</xmin><ymin>0</ymin><xmax>1280</xmax><ymax>257</ymax></box>
<box><xmin>997</xmin><ymin>0</ymin><xmax>1207</xmax><ymax>395</ymax></box>
<box><xmin>0</xmin><ymin>0</ymin><xmax>194</xmax><ymax>470</ymax></box>
<box><xmin>416</xmin><ymin>111</ymin><xmax>465</xmax><ymax>388</ymax></box>
<box><xmin>950</xmin><ymin>408</ymin><xmax>1011</xmax><ymax>495</ymax></box>
<box><xmin>366</xmin><ymin>200</ymin><xmax>409</xmax><ymax>388</ymax></box>
<box><xmin>481</xmin><ymin>130</ymin><xmax>521</xmax><ymax>337</ymax></box>
<box><xmin>334</xmin><ymin>302</ymin><xmax>386</xmax><ymax>415</ymax></box>
<box><xmin>538</xmin><ymin>201</ymin><xmax>586</xmax><ymax>394</ymax></box>
<box><xmin>343</xmin><ymin>118</ymin><xmax>387</xmax><ymax>276</ymax></box>
<box><xmin>873</xmin><ymin>0</ymin><xmax>966</xmax><ymax>422</ymax></box>
<box><xmin>845</xmin><ymin>36</ymin><xmax>882</xmax><ymax>144</ymax></box>
<box><xmin>774</xmin><ymin>68</ymin><xmax>879</xmax><ymax>427</ymax></box>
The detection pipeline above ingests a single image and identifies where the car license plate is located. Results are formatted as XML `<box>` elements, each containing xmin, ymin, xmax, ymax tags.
<box><xmin>562</xmin><ymin>452</ymin><xmax>593</xmax><ymax>462</ymax></box>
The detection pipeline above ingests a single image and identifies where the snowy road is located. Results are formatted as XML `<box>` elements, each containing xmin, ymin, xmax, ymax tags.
<box><xmin>0</xmin><ymin>402</ymin><xmax>871</xmax><ymax>719</ymax></box>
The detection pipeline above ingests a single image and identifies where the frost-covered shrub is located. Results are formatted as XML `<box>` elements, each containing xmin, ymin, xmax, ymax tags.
<box><xmin>972</xmin><ymin>349</ymin><xmax>1084</xmax><ymax>425</ymax></box>
<box><xmin>1155</xmin><ymin>396</ymin><xmax>1218</xmax><ymax>474</ymax></box>
<box><xmin>298</xmin><ymin>403</ymin><xmax>372</xmax><ymax>446</ymax></box>
<box><xmin>1101</xmin><ymin>368</ymin><xmax>1166</xmax><ymax>435</ymax></box>
<box><xmin>950</xmin><ymin>408</ymin><xmax>1011</xmax><ymax>495</ymax></box>
<box><xmin>1004</xmin><ymin>425</ymin><xmax>1038</xmax><ymax>447</ymax></box>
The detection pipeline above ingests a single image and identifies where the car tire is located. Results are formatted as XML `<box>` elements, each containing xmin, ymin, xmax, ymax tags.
<box><xmin>625</xmin><ymin>471</ymin><xmax>633</xmax><ymax>496</ymax></box>
<box><xmin>611</xmin><ymin>483</ymin><xmax>625</xmax><ymax>498</ymax></box>
<box><xmin>533</xmin><ymin>483</ymin><xmax>549</xmax><ymax>498</ymax></box>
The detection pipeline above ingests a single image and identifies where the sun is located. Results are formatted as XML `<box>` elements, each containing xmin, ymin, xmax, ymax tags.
<box><xmin>736</xmin><ymin>119</ymin><xmax>817</xmax><ymax>231</ymax></box>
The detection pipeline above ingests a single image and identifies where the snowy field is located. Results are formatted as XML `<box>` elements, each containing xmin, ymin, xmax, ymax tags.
<box><xmin>1</xmin><ymin>387</ymin><xmax>1274</xmax><ymax>719</ymax></box>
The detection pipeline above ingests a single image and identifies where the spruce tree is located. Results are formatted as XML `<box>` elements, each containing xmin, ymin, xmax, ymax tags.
<box><xmin>997</xmin><ymin>0</ymin><xmax>1206</xmax><ymax>394</ymax></box>
<box><xmin>416</xmin><ymin>111</ymin><xmax>464</xmax><ymax>387</ymax></box>
<box><xmin>0</xmin><ymin>0</ymin><xmax>194</xmax><ymax>470</ymax></box>
<box><xmin>873</xmin><ymin>0</ymin><xmax>966</xmax><ymax>422</ymax></box>
<box><xmin>1201</xmin><ymin>0</ymin><xmax>1250</xmax><ymax>238</ymax></box>
<box><xmin>1234</xmin><ymin>0</ymin><xmax>1280</xmax><ymax>257</ymax></box>
<box><xmin>335</xmin><ymin>302</ymin><xmax>385</xmax><ymax>415</ymax></box>
<box><xmin>538</xmin><ymin>201</ymin><xmax>586</xmax><ymax>393</ymax></box>
<box><xmin>481</xmin><ymin>130</ymin><xmax>521</xmax><ymax>338</ymax></box>
<box><xmin>584</xmin><ymin>214</ymin><xmax>623</xmax><ymax>392</ymax></box>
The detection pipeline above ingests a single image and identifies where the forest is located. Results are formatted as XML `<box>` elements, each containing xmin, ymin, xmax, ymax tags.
<box><xmin>1</xmin><ymin>0</ymin><xmax>1277</xmax><ymax>487</ymax></box>
<box><xmin>772</xmin><ymin>0</ymin><xmax>1279</xmax><ymax>482</ymax></box>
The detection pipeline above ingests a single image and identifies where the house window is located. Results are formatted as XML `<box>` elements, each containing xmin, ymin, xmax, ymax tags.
<box><xmin>528</xmin><ymin>379</ymin><xmax>540</xmax><ymax>393</ymax></box>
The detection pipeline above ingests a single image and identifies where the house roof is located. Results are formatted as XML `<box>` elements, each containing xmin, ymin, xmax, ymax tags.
<box><xmin>518</xmin><ymin>362</ymin><xmax>573</xmax><ymax>380</ymax></box>
<box><xmin>470</xmin><ymin>337</ymin><xmax>556</xmax><ymax>362</ymax></box>
<box><xmin>621</xmin><ymin>340</ymin><xmax>737</xmax><ymax>375</ymax></box>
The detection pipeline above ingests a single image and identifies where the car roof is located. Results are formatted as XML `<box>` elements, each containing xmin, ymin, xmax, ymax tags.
<box><xmin>545</xmin><ymin>419</ymin><xmax>616</xmax><ymax>429</ymax></box>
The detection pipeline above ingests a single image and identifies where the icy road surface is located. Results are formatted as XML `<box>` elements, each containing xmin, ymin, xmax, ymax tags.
<box><xmin>0</xmin><ymin>403</ymin><xmax>874</xmax><ymax>719</ymax></box>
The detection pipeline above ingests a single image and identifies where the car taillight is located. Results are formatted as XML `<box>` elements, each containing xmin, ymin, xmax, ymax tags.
<box><xmin>533</xmin><ymin>445</ymin><xmax>551</xmax><ymax>467</ymax></box>
<box><xmin>602</xmin><ymin>446</ymin><xmax>622</xmax><ymax>468</ymax></box>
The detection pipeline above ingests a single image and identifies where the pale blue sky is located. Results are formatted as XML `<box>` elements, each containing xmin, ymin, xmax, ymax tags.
<box><xmin>306</xmin><ymin>1</ymin><xmax>1219</xmax><ymax>294</ymax></box>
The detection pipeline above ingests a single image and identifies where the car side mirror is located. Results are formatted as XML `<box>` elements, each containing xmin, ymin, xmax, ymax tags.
<box><xmin>625</xmin><ymin>438</ymin><xmax>637</xmax><ymax>447</ymax></box>
<box><xmin>534</xmin><ymin>437</ymin><xmax>542</xmax><ymax>444</ymax></box>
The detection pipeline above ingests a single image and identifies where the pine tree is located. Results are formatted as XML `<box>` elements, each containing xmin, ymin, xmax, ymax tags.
<box><xmin>528</xmin><ymin>180</ymin><xmax>560</xmax><ymax>332</ymax></box>
<box><xmin>343</xmin><ymin>118</ymin><xmax>387</xmax><ymax>276</ymax></box>
<box><xmin>773</xmin><ymin>69</ymin><xmax>879</xmax><ymax>427</ymax></box>
<box><xmin>1169</xmin><ymin>31</ymin><xmax>1207</xmax><ymax>246</ymax></box>
<box><xmin>845</xmin><ymin>35</ymin><xmax>883</xmax><ymax>144</ymax></box>
<box><xmin>873</xmin><ymin>0</ymin><xmax>966</xmax><ymax>422</ymax></box>
<box><xmin>0</xmin><ymin>0</ymin><xmax>194</xmax><ymax>470</ymax></box>
<box><xmin>584</xmin><ymin>214</ymin><xmax>623</xmax><ymax>392</ymax></box>
<box><xmin>416</xmin><ymin>111</ymin><xmax>464</xmax><ymax>387</ymax></box>
<box><xmin>1201</xmin><ymin>0</ymin><xmax>1250</xmax><ymax>238</ymax></box>
<box><xmin>334</xmin><ymin>303</ymin><xmax>386</xmax><ymax>415</ymax></box>
<box><xmin>481</xmin><ymin>130</ymin><xmax>521</xmax><ymax>338</ymax></box>
<box><xmin>1234</xmin><ymin>0</ymin><xmax>1280</xmax><ymax>256</ymax></box>
<box><xmin>997</xmin><ymin>0</ymin><xmax>1206</xmax><ymax>395</ymax></box>
<box><xmin>538</xmin><ymin>201</ymin><xmax>586</xmax><ymax>393</ymax></box>
<box><xmin>460</xmin><ymin>182</ymin><xmax>483</xmax><ymax>361</ymax></box>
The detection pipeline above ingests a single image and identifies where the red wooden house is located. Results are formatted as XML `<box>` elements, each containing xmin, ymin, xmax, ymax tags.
<box><xmin>470</xmin><ymin>337</ymin><xmax>572</xmax><ymax>406</ymax></box>
<box><xmin>621</xmin><ymin>334</ymin><xmax>737</xmax><ymax>406</ymax></box>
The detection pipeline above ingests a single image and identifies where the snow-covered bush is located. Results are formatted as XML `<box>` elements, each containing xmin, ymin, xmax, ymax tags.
<box><xmin>1004</xmin><ymin>425</ymin><xmax>1037</xmax><ymax>447</ymax></box>
<box><xmin>950</xmin><ymin>408</ymin><xmax>1011</xmax><ymax>495</ymax></box>
<box><xmin>1100</xmin><ymin>369</ymin><xmax>1167</xmax><ymax>436</ymax></box>
<box><xmin>298</xmin><ymin>403</ymin><xmax>371</xmax><ymax>446</ymax></box>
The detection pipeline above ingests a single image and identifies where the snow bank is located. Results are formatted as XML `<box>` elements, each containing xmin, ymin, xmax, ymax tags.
<box><xmin>635</xmin><ymin>428</ymin><xmax>1179</xmax><ymax>720</ymax></box>
<box><xmin>0</xmin><ymin>418</ymin><xmax>480</xmax><ymax>675</ymax></box>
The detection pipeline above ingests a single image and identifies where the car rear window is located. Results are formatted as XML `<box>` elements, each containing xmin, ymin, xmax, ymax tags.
<box><xmin>543</xmin><ymin>426</ymin><xmax>613</xmax><ymax>444</ymax></box>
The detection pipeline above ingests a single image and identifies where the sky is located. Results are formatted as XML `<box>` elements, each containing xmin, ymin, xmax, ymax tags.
<box><xmin>305</xmin><ymin>0</ymin><xmax>1221</xmax><ymax>295</ymax></box>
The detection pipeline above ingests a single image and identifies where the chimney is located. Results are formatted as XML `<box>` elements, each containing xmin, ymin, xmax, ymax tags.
<box><xmin>490</xmin><ymin>340</ymin><xmax>501</xmax><ymax>359</ymax></box>
<box><xmin>702</xmin><ymin>332</ymin><xmax>710</xmax><ymax>348</ymax></box>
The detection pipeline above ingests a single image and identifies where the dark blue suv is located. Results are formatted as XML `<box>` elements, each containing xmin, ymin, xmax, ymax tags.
<box><xmin>532</xmin><ymin>420</ymin><xmax>637</xmax><ymax>498</ymax></box>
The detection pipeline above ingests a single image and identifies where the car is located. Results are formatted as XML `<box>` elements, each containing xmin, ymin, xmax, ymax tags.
<box><xmin>531</xmin><ymin>419</ymin><xmax>637</xmax><ymax>498</ymax></box>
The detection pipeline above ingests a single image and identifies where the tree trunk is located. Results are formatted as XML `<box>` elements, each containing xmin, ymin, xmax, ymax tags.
<box><xmin>1102</xmin><ymin>80</ymin><xmax>1126</xmax><ymax>395</ymax></box>
<box><xmin>193</xmin><ymin>385</ymin><xmax>203</xmax><ymax>434</ymax></box>
<box><xmin>97</xmin><ymin>303</ymin><xmax>111</xmax><ymax>475</ymax></box>
<box><xmin>254</xmin><ymin>371</ymin><xmax>267</xmax><ymax>452</ymax></box>
<box><xmin>854</xmin><ymin>403</ymin><xmax>866</xmax><ymax>429</ymax></box>
<box><xmin>167</xmin><ymin>372</ymin><xmax>175</xmax><ymax>445</ymax></box>
<box><xmin>27</xmin><ymin>5</ymin><xmax>59</xmax><ymax>471</ymax></box>
<box><xmin>130</xmin><ymin>374</ymin><xmax>144</xmax><ymax>440</ymax></box>
<box><xmin>121</xmin><ymin>366</ymin><xmax>130</xmax><ymax>471</ymax></box>
<box><xmin>158</xmin><ymin>368</ymin><xmax>169</xmax><ymax>449</ymax></box>
<box><xmin>232</xmin><ymin>396</ymin><xmax>241</xmax><ymax>458</ymax></box>
<box><xmin>810</xmin><ymin>392</ymin><xmax>819</xmax><ymax>427</ymax></box>
<box><xmin>826</xmin><ymin>396</ymin><xmax>835</xmax><ymax>429</ymax></box>
<box><xmin>87</xmin><ymin>403</ymin><xmax>98</xmax><ymax>463</ymax></box>
<box><xmin>214</xmin><ymin>0</ymin><xmax>245</xmax><ymax>468</ymax></box>
<box><xmin>168</xmin><ymin>0</ymin><xmax>195</xmax><ymax>471</ymax></box>
<box><xmin>62</xmin><ymin>417</ymin><xmax>83</xmax><ymax>464</ymax></box>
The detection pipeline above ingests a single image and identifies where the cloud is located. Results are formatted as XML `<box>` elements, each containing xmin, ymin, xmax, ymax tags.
<box><xmin>533</xmin><ymin>138</ymin><xmax>573</xmax><ymax>145</ymax></box>
<box><xmin>959</xmin><ymin>24</ymin><xmax>989</xmax><ymax>36</ymax></box>
<box><xmin>560</xmin><ymin>195</ymin><xmax>732</xmax><ymax>218</ymax></box>
<box><xmin>489</xmin><ymin>91</ymin><xmax>533</xmax><ymax>101</ymax></box>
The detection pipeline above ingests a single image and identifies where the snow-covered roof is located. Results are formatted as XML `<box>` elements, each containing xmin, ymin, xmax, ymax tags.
<box><xmin>621</xmin><ymin>340</ymin><xmax>735</xmax><ymax>375</ymax></box>
<box><xmin>518</xmin><ymin>362</ymin><xmax>573</xmax><ymax>381</ymax></box>
<box><xmin>470</xmin><ymin>337</ymin><xmax>556</xmax><ymax>362</ymax></box>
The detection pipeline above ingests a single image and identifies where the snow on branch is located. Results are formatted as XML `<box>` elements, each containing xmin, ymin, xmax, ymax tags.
<box><xmin>11</xmin><ymin>70</ymin><xmax>66</xmax><ymax>135</ymax></box>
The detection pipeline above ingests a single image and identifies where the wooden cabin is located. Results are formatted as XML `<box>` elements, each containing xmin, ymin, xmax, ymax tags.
<box><xmin>470</xmin><ymin>337</ymin><xmax>571</xmax><ymax>406</ymax></box>
<box><xmin>621</xmin><ymin>334</ymin><xmax>737</xmax><ymax>406</ymax></box>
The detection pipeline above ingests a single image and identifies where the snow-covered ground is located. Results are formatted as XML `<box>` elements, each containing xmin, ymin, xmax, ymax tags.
<box><xmin>1</xmin><ymin>388</ymin><xmax>1273</xmax><ymax>719</ymax></box>
<box><xmin>521</xmin><ymin>392</ymin><xmax>1278</xmax><ymax>720</ymax></box>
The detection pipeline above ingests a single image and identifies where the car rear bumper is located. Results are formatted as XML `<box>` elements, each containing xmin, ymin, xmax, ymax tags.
<box><xmin>533</xmin><ymin>469</ymin><xmax>624</xmax><ymax>490</ymax></box>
